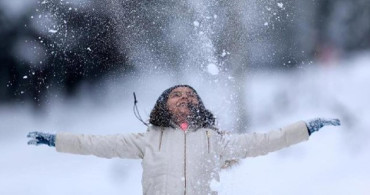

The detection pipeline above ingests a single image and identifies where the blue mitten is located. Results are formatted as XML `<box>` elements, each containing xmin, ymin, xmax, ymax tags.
<box><xmin>305</xmin><ymin>118</ymin><xmax>341</xmax><ymax>135</ymax></box>
<box><xmin>27</xmin><ymin>132</ymin><xmax>56</xmax><ymax>147</ymax></box>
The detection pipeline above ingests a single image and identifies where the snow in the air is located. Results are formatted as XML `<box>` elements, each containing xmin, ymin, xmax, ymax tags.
<box><xmin>48</xmin><ymin>29</ymin><xmax>58</xmax><ymax>33</ymax></box>
<box><xmin>207</xmin><ymin>63</ymin><xmax>220</xmax><ymax>75</ymax></box>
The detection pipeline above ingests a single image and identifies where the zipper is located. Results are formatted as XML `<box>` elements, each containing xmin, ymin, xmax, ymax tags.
<box><xmin>206</xmin><ymin>130</ymin><xmax>210</xmax><ymax>154</ymax></box>
<box><xmin>158</xmin><ymin>128</ymin><xmax>164</xmax><ymax>151</ymax></box>
<box><xmin>184</xmin><ymin>130</ymin><xmax>187</xmax><ymax>195</ymax></box>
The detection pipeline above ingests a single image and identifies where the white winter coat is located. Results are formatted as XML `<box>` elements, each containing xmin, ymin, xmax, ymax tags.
<box><xmin>55</xmin><ymin>121</ymin><xmax>309</xmax><ymax>195</ymax></box>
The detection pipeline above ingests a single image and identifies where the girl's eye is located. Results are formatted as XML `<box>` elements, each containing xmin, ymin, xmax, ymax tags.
<box><xmin>187</xmin><ymin>92</ymin><xmax>196</xmax><ymax>97</ymax></box>
<box><xmin>171</xmin><ymin>92</ymin><xmax>181</xmax><ymax>97</ymax></box>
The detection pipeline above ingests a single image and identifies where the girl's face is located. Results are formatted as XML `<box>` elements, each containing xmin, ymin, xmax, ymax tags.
<box><xmin>166</xmin><ymin>87</ymin><xmax>199</xmax><ymax>123</ymax></box>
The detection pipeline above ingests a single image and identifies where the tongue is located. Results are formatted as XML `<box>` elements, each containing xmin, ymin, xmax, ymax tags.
<box><xmin>180</xmin><ymin>122</ymin><xmax>189</xmax><ymax>131</ymax></box>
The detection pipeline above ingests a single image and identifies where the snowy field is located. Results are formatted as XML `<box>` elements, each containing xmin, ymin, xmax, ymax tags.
<box><xmin>1</xmin><ymin>52</ymin><xmax>370</xmax><ymax>194</ymax></box>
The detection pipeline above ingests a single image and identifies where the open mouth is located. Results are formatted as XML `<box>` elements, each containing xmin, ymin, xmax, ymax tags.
<box><xmin>177</xmin><ymin>102</ymin><xmax>188</xmax><ymax>107</ymax></box>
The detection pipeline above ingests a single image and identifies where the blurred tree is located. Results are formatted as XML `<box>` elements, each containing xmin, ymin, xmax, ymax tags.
<box><xmin>37</xmin><ymin>0</ymin><xmax>129</xmax><ymax>95</ymax></box>
<box><xmin>213</xmin><ymin>0</ymin><xmax>250</xmax><ymax>133</ymax></box>
<box><xmin>0</xmin><ymin>9</ymin><xmax>35</xmax><ymax>103</ymax></box>
<box><xmin>313</xmin><ymin>0</ymin><xmax>370</xmax><ymax>61</ymax></box>
<box><xmin>0</xmin><ymin>0</ymin><xmax>130</xmax><ymax>106</ymax></box>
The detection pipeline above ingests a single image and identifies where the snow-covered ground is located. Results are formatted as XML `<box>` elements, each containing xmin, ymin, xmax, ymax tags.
<box><xmin>1</xmin><ymin>52</ymin><xmax>369</xmax><ymax>194</ymax></box>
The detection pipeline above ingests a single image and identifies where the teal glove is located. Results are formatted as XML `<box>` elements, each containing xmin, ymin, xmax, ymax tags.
<box><xmin>305</xmin><ymin>118</ymin><xmax>341</xmax><ymax>135</ymax></box>
<box><xmin>27</xmin><ymin>132</ymin><xmax>56</xmax><ymax>147</ymax></box>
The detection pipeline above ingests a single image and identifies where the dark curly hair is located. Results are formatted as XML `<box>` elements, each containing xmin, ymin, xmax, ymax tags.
<box><xmin>149</xmin><ymin>85</ymin><xmax>215</xmax><ymax>128</ymax></box>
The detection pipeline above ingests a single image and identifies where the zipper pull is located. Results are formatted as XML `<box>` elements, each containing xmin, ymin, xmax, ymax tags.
<box><xmin>206</xmin><ymin>130</ymin><xmax>210</xmax><ymax>153</ymax></box>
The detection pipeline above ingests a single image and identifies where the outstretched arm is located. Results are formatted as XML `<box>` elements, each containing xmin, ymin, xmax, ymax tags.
<box><xmin>220</xmin><ymin>118</ymin><xmax>340</xmax><ymax>160</ymax></box>
<box><xmin>27</xmin><ymin>131</ymin><xmax>147</xmax><ymax>159</ymax></box>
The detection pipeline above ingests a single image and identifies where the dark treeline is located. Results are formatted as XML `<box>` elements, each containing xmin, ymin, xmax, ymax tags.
<box><xmin>0</xmin><ymin>2</ymin><xmax>129</xmax><ymax>105</ymax></box>
<box><xmin>1</xmin><ymin>0</ymin><xmax>369</xmax><ymax>106</ymax></box>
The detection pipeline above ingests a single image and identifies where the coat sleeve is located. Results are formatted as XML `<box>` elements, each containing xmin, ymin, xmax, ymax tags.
<box><xmin>219</xmin><ymin>121</ymin><xmax>309</xmax><ymax>160</ymax></box>
<box><xmin>55</xmin><ymin>132</ymin><xmax>146</xmax><ymax>159</ymax></box>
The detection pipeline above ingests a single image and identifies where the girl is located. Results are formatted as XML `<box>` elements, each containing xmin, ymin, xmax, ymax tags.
<box><xmin>27</xmin><ymin>85</ymin><xmax>340</xmax><ymax>195</ymax></box>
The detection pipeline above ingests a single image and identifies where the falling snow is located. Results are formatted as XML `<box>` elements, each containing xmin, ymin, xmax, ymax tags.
<box><xmin>48</xmin><ymin>29</ymin><xmax>58</xmax><ymax>33</ymax></box>
<box><xmin>207</xmin><ymin>63</ymin><xmax>219</xmax><ymax>75</ymax></box>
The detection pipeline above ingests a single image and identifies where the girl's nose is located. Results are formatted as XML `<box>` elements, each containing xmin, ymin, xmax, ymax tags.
<box><xmin>181</xmin><ymin>93</ymin><xmax>192</xmax><ymax>98</ymax></box>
